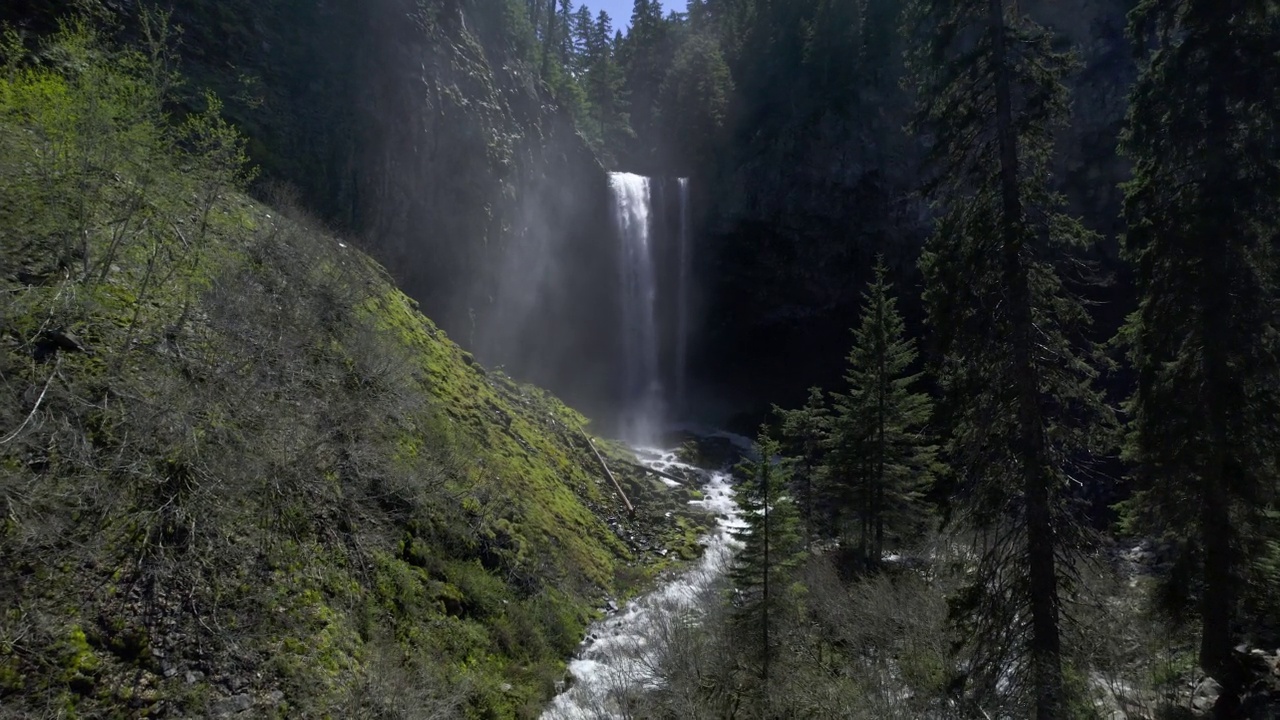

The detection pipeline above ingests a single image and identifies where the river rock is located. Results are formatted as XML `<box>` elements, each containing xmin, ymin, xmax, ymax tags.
<box><xmin>1192</xmin><ymin>676</ymin><xmax>1222</xmax><ymax>715</ymax></box>
<box><xmin>210</xmin><ymin>694</ymin><xmax>253</xmax><ymax>717</ymax></box>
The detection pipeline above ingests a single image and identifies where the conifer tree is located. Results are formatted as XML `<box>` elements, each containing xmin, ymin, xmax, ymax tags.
<box><xmin>620</xmin><ymin>0</ymin><xmax>671</xmax><ymax>161</ymax></box>
<box><xmin>774</xmin><ymin>386</ymin><xmax>831</xmax><ymax>546</ymax></box>
<box><xmin>1118</xmin><ymin>1</ymin><xmax>1280</xmax><ymax>711</ymax></box>
<box><xmin>905</xmin><ymin>1</ymin><xmax>1113</xmax><ymax>715</ymax></box>
<box><xmin>577</xmin><ymin>10</ymin><xmax>631</xmax><ymax>156</ymax></box>
<box><xmin>824</xmin><ymin>260</ymin><xmax>934</xmax><ymax>567</ymax></box>
<box><xmin>729</xmin><ymin>428</ymin><xmax>804</xmax><ymax>684</ymax></box>
<box><xmin>657</xmin><ymin>32</ymin><xmax>732</xmax><ymax>172</ymax></box>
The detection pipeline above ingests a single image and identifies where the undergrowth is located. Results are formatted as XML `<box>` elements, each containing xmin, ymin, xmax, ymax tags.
<box><xmin>0</xmin><ymin>14</ymin><xmax>708</xmax><ymax>719</ymax></box>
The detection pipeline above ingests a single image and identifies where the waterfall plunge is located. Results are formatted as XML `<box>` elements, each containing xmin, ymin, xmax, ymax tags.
<box><xmin>609</xmin><ymin>173</ymin><xmax>694</xmax><ymax>444</ymax></box>
<box><xmin>611</xmin><ymin>173</ymin><xmax>663</xmax><ymax>445</ymax></box>
<box><xmin>675</xmin><ymin>178</ymin><xmax>691</xmax><ymax>415</ymax></box>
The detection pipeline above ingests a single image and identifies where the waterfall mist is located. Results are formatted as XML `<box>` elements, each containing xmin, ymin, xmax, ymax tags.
<box><xmin>445</xmin><ymin>166</ymin><xmax>695</xmax><ymax>443</ymax></box>
<box><xmin>612</xmin><ymin>173</ymin><xmax>664</xmax><ymax>445</ymax></box>
<box><xmin>606</xmin><ymin>172</ymin><xmax>697</xmax><ymax>444</ymax></box>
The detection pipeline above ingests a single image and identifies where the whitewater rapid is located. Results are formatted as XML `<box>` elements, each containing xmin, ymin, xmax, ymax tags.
<box><xmin>540</xmin><ymin>446</ymin><xmax>744</xmax><ymax>720</ymax></box>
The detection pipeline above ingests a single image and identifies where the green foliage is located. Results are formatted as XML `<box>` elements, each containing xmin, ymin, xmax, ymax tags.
<box><xmin>0</xmin><ymin>15</ymin><xmax>707</xmax><ymax>718</ymax></box>
<box><xmin>575</xmin><ymin>8</ymin><xmax>633</xmax><ymax>163</ymax></box>
<box><xmin>774</xmin><ymin>386</ymin><xmax>831</xmax><ymax>544</ymax></box>
<box><xmin>906</xmin><ymin>0</ymin><xmax>1114</xmax><ymax>715</ymax></box>
<box><xmin>729</xmin><ymin>428</ymin><xmax>805</xmax><ymax>682</ymax></box>
<box><xmin>1116</xmin><ymin>0</ymin><xmax>1280</xmax><ymax>687</ymax></box>
<box><xmin>824</xmin><ymin>259</ymin><xmax>935</xmax><ymax>567</ymax></box>
<box><xmin>617</xmin><ymin>0</ymin><xmax>673</xmax><ymax>164</ymax></box>
<box><xmin>657</xmin><ymin>33</ymin><xmax>731</xmax><ymax>171</ymax></box>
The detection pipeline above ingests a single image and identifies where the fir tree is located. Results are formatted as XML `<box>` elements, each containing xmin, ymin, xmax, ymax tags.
<box><xmin>774</xmin><ymin>385</ymin><xmax>831</xmax><ymax>546</ymax></box>
<box><xmin>657</xmin><ymin>32</ymin><xmax>732</xmax><ymax>172</ymax></box>
<box><xmin>1118</xmin><ymin>1</ymin><xmax>1280</xmax><ymax>710</ymax></box>
<box><xmin>824</xmin><ymin>259</ymin><xmax>934</xmax><ymax>568</ymax></box>
<box><xmin>905</xmin><ymin>1</ymin><xmax>1114</xmax><ymax>715</ymax></box>
<box><xmin>729</xmin><ymin>427</ymin><xmax>804</xmax><ymax>684</ymax></box>
<box><xmin>619</xmin><ymin>0</ymin><xmax>671</xmax><ymax>163</ymax></box>
<box><xmin>577</xmin><ymin>10</ymin><xmax>631</xmax><ymax>157</ymax></box>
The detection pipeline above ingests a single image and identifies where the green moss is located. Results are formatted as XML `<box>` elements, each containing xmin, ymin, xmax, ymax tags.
<box><xmin>0</xmin><ymin>654</ymin><xmax>23</xmax><ymax>693</ymax></box>
<box><xmin>58</xmin><ymin>625</ymin><xmax>100</xmax><ymax>694</ymax></box>
<box><xmin>0</xmin><ymin>19</ymin><xmax>714</xmax><ymax>718</ymax></box>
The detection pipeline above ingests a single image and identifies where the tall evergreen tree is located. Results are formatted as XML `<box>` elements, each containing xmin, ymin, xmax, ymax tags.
<box><xmin>905</xmin><ymin>1</ymin><xmax>1113</xmax><ymax>715</ymax></box>
<box><xmin>619</xmin><ymin>0</ymin><xmax>671</xmax><ymax>163</ymax></box>
<box><xmin>1118</xmin><ymin>1</ymin><xmax>1280</xmax><ymax>712</ymax></box>
<box><xmin>729</xmin><ymin>428</ymin><xmax>804</xmax><ymax>684</ymax></box>
<box><xmin>824</xmin><ymin>260</ymin><xmax>934</xmax><ymax>567</ymax></box>
<box><xmin>576</xmin><ymin>10</ymin><xmax>631</xmax><ymax>157</ymax></box>
<box><xmin>774</xmin><ymin>386</ymin><xmax>831</xmax><ymax>547</ymax></box>
<box><xmin>571</xmin><ymin>4</ymin><xmax>595</xmax><ymax>74</ymax></box>
<box><xmin>657</xmin><ymin>32</ymin><xmax>732</xmax><ymax>173</ymax></box>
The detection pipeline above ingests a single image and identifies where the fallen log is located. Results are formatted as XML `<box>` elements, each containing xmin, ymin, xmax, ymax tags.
<box><xmin>616</xmin><ymin>458</ymin><xmax>686</xmax><ymax>485</ymax></box>
<box><xmin>581</xmin><ymin>429</ymin><xmax>634</xmax><ymax>517</ymax></box>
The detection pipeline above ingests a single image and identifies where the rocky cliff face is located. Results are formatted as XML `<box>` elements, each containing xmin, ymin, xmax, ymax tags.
<box><xmin>1</xmin><ymin>0</ymin><xmax>626</xmax><ymax>421</ymax></box>
<box><xmin>345</xmin><ymin>1</ymin><xmax>622</xmax><ymax>421</ymax></box>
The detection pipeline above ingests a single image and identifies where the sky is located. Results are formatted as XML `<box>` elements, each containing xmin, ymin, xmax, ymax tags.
<box><xmin>578</xmin><ymin>0</ymin><xmax>689</xmax><ymax>34</ymax></box>
<box><xmin>583</xmin><ymin>0</ymin><xmax>635</xmax><ymax>31</ymax></box>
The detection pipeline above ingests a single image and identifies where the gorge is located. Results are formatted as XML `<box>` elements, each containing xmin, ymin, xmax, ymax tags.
<box><xmin>3</xmin><ymin>0</ymin><xmax>1280</xmax><ymax>718</ymax></box>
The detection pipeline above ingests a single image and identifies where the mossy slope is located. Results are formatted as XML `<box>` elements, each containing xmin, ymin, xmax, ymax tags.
<box><xmin>0</xmin><ymin>19</ymin><xmax>707</xmax><ymax>720</ymax></box>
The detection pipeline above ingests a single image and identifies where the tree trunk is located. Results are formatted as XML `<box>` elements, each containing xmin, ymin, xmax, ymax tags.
<box><xmin>860</xmin><ymin>457</ymin><xmax>872</xmax><ymax>566</ymax></box>
<box><xmin>876</xmin><ymin>309</ymin><xmax>887</xmax><ymax>562</ymax></box>
<box><xmin>762</xmin><ymin>461</ymin><xmax>771</xmax><ymax>683</ymax></box>
<box><xmin>1199</xmin><ymin>26</ymin><xmax>1239</xmax><ymax>711</ymax></box>
<box><xmin>988</xmin><ymin>0</ymin><xmax>1064</xmax><ymax>716</ymax></box>
<box><xmin>582</xmin><ymin>430</ymin><xmax>634</xmax><ymax>516</ymax></box>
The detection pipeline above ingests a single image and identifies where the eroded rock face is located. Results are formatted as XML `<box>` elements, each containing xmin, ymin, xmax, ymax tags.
<box><xmin>346</xmin><ymin>1</ymin><xmax>621</xmax><ymax>419</ymax></box>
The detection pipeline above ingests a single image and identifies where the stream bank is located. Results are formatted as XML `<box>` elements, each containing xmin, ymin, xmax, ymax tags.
<box><xmin>542</xmin><ymin>441</ymin><xmax>748</xmax><ymax>720</ymax></box>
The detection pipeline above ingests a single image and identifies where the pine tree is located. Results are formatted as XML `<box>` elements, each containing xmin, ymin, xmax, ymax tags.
<box><xmin>619</xmin><ymin>0</ymin><xmax>671</xmax><ymax>163</ymax></box>
<box><xmin>905</xmin><ymin>1</ymin><xmax>1114</xmax><ymax>715</ymax></box>
<box><xmin>824</xmin><ymin>259</ymin><xmax>934</xmax><ymax>568</ymax></box>
<box><xmin>657</xmin><ymin>32</ymin><xmax>732</xmax><ymax>172</ymax></box>
<box><xmin>774</xmin><ymin>386</ymin><xmax>831</xmax><ymax>546</ymax></box>
<box><xmin>1118</xmin><ymin>1</ymin><xmax>1280</xmax><ymax>710</ymax></box>
<box><xmin>729</xmin><ymin>428</ymin><xmax>804</xmax><ymax>684</ymax></box>
<box><xmin>576</xmin><ymin>9</ymin><xmax>631</xmax><ymax>157</ymax></box>
<box><xmin>571</xmin><ymin>4</ymin><xmax>594</xmax><ymax>75</ymax></box>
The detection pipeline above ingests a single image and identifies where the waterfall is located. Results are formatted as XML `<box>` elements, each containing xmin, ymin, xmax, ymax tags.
<box><xmin>541</xmin><ymin>179</ymin><xmax>713</xmax><ymax>719</ymax></box>
<box><xmin>611</xmin><ymin>173</ymin><xmax>663</xmax><ymax>445</ymax></box>
<box><xmin>675</xmin><ymin>178</ymin><xmax>691</xmax><ymax>415</ymax></box>
<box><xmin>608</xmin><ymin>173</ymin><xmax>693</xmax><ymax>443</ymax></box>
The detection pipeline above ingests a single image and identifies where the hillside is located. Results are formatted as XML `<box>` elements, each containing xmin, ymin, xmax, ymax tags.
<box><xmin>0</xmin><ymin>20</ymin><xmax>708</xmax><ymax>719</ymax></box>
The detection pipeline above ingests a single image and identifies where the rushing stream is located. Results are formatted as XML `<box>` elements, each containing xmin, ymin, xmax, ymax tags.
<box><xmin>541</xmin><ymin>175</ymin><xmax>735</xmax><ymax>718</ymax></box>
<box><xmin>540</xmin><ymin>444</ymin><xmax>745</xmax><ymax>720</ymax></box>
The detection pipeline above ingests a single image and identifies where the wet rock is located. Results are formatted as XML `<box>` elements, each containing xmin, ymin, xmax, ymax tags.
<box><xmin>1192</xmin><ymin>676</ymin><xmax>1221</xmax><ymax>715</ymax></box>
<box><xmin>210</xmin><ymin>694</ymin><xmax>253</xmax><ymax>717</ymax></box>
